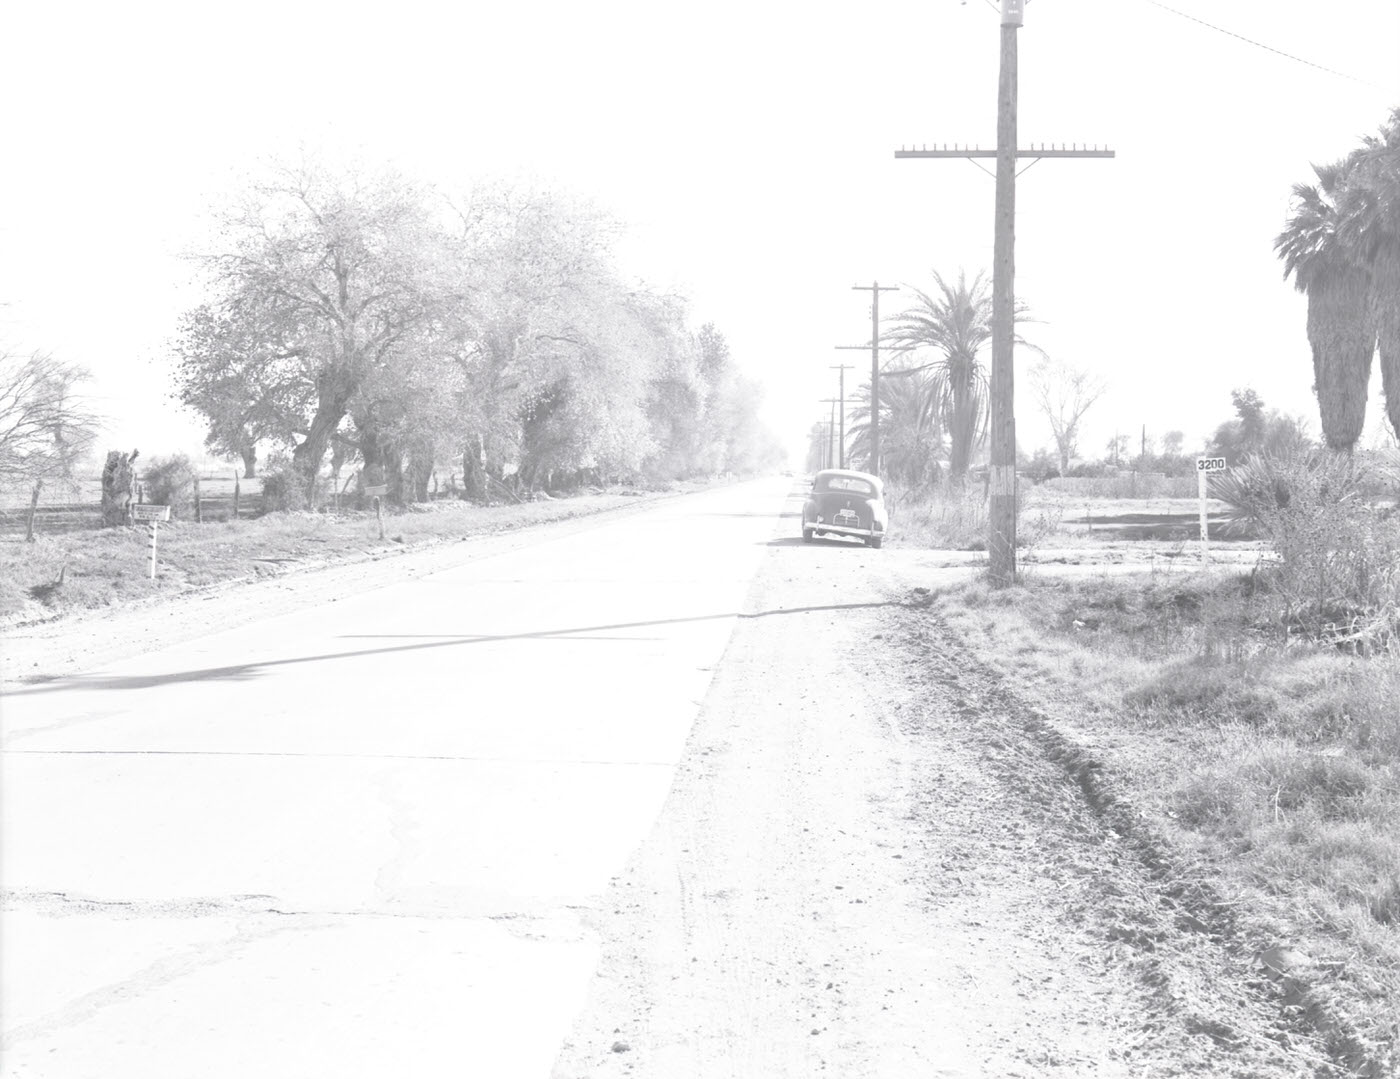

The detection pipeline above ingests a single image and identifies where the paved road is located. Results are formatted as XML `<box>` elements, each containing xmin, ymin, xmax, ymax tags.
<box><xmin>1</xmin><ymin>478</ymin><xmax>793</xmax><ymax>1078</ymax></box>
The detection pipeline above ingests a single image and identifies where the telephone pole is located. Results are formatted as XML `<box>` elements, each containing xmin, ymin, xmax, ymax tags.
<box><xmin>819</xmin><ymin>398</ymin><xmax>839</xmax><ymax>470</ymax></box>
<box><xmin>847</xmin><ymin>283</ymin><xmax>899</xmax><ymax>476</ymax></box>
<box><xmin>895</xmin><ymin>0</ymin><xmax>1113</xmax><ymax>585</ymax></box>
<box><xmin>829</xmin><ymin>365</ymin><xmax>854</xmax><ymax>468</ymax></box>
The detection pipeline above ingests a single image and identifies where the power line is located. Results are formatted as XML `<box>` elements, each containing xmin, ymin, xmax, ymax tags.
<box><xmin>1139</xmin><ymin>0</ymin><xmax>1387</xmax><ymax>91</ymax></box>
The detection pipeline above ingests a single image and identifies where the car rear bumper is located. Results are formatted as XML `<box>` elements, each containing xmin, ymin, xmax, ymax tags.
<box><xmin>808</xmin><ymin>522</ymin><xmax>882</xmax><ymax>539</ymax></box>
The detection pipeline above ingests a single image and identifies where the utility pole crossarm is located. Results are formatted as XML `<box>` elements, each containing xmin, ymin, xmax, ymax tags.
<box><xmin>895</xmin><ymin>144</ymin><xmax>1115</xmax><ymax>159</ymax></box>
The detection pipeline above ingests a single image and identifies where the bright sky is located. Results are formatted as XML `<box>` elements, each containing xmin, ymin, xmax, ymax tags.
<box><xmin>2</xmin><ymin>0</ymin><xmax>1397</xmax><ymax>468</ymax></box>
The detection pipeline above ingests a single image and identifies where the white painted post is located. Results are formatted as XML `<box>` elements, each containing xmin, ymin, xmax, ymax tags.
<box><xmin>1197</xmin><ymin>465</ymin><xmax>1210</xmax><ymax>566</ymax></box>
<box><xmin>1195</xmin><ymin>457</ymin><xmax>1226</xmax><ymax>566</ymax></box>
<box><xmin>131</xmin><ymin>504</ymin><xmax>171</xmax><ymax>579</ymax></box>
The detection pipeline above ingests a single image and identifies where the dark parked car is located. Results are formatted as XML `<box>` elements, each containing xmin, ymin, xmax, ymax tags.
<box><xmin>802</xmin><ymin>469</ymin><xmax>888</xmax><ymax>548</ymax></box>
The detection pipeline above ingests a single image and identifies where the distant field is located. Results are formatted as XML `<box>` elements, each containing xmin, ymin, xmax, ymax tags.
<box><xmin>1039</xmin><ymin>474</ymin><xmax>1199</xmax><ymax>500</ymax></box>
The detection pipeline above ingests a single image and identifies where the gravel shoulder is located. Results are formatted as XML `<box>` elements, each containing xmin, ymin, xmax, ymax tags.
<box><xmin>552</xmin><ymin>538</ymin><xmax>1339</xmax><ymax>1077</ymax></box>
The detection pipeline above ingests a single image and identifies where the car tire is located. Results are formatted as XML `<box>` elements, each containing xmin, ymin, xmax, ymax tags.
<box><xmin>802</xmin><ymin>528</ymin><xmax>814</xmax><ymax>543</ymax></box>
<box><xmin>867</xmin><ymin>536</ymin><xmax>884</xmax><ymax>549</ymax></box>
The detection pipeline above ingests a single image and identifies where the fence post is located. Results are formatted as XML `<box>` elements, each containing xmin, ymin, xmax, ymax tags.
<box><xmin>194</xmin><ymin>474</ymin><xmax>203</xmax><ymax>523</ymax></box>
<box><xmin>25</xmin><ymin>480</ymin><xmax>42</xmax><ymax>542</ymax></box>
<box><xmin>233</xmin><ymin>471</ymin><xmax>240</xmax><ymax>518</ymax></box>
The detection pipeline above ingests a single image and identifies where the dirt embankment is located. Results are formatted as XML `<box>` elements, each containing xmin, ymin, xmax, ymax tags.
<box><xmin>554</xmin><ymin>544</ymin><xmax>1346</xmax><ymax>1077</ymax></box>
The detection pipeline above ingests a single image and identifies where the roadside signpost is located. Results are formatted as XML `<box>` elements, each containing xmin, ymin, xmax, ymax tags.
<box><xmin>131</xmin><ymin>503</ymin><xmax>172</xmax><ymax>579</ymax></box>
<box><xmin>1196</xmin><ymin>457</ymin><xmax>1226</xmax><ymax>565</ymax></box>
<box><xmin>365</xmin><ymin>484</ymin><xmax>388</xmax><ymax>540</ymax></box>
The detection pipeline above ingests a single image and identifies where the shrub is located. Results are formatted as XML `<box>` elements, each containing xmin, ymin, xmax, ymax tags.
<box><xmin>1215</xmin><ymin>450</ymin><xmax>1400</xmax><ymax>647</ymax></box>
<box><xmin>142</xmin><ymin>454</ymin><xmax>199</xmax><ymax>518</ymax></box>
<box><xmin>260</xmin><ymin>465</ymin><xmax>308</xmax><ymax>513</ymax></box>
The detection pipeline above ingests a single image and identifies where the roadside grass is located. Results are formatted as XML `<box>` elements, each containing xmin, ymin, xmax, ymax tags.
<box><xmin>887</xmin><ymin>483</ymin><xmax>990</xmax><ymax>550</ymax></box>
<box><xmin>0</xmin><ymin>487</ymin><xmax>679</xmax><ymax>627</ymax></box>
<box><xmin>1041</xmin><ymin>473</ymin><xmax>1199</xmax><ymax>499</ymax></box>
<box><xmin>924</xmin><ymin>570</ymin><xmax>1400</xmax><ymax>1068</ymax></box>
<box><xmin>886</xmin><ymin>481</ymin><xmax>1233</xmax><ymax>552</ymax></box>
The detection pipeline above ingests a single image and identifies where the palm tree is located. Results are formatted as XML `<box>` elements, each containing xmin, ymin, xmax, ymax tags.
<box><xmin>1276</xmin><ymin>161</ymin><xmax>1377</xmax><ymax>451</ymax></box>
<box><xmin>879</xmin><ymin>270</ymin><xmax>1035</xmax><ymax>484</ymax></box>
<box><xmin>847</xmin><ymin>368</ymin><xmax>945</xmax><ymax>488</ymax></box>
<box><xmin>1276</xmin><ymin>108</ymin><xmax>1400</xmax><ymax>449</ymax></box>
<box><xmin>1338</xmin><ymin>107</ymin><xmax>1400</xmax><ymax>440</ymax></box>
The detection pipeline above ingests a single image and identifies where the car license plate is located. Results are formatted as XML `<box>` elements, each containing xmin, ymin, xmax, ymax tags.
<box><xmin>835</xmin><ymin>511</ymin><xmax>859</xmax><ymax>527</ymax></box>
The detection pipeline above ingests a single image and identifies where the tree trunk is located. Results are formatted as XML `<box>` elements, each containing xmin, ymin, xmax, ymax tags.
<box><xmin>399</xmin><ymin>438</ymin><xmax>433</xmax><ymax>504</ymax></box>
<box><xmin>383</xmin><ymin>445</ymin><xmax>405</xmax><ymax>504</ymax></box>
<box><xmin>330</xmin><ymin>438</ymin><xmax>348</xmax><ymax>492</ymax></box>
<box><xmin>1308</xmin><ymin>272</ymin><xmax>1376</xmax><ymax>452</ymax></box>
<box><xmin>292</xmin><ymin>399</ymin><xmax>346</xmax><ymax>502</ymax></box>
<box><xmin>240</xmin><ymin>447</ymin><xmax>257</xmax><ymax>479</ymax></box>
<box><xmin>357</xmin><ymin>423</ymin><xmax>386</xmax><ymax>505</ymax></box>
<box><xmin>100</xmin><ymin>450</ymin><xmax>138</xmax><ymax>527</ymax></box>
<box><xmin>1373</xmin><ymin>255</ymin><xmax>1400</xmax><ymax>441</ymax></box>
<box><xmin>462</xmin><ymin>436</ymin><xmax>488</xmax><ymax>501</ymax></box>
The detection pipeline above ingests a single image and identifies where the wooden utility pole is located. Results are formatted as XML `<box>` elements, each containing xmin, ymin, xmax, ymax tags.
<box><xmin>829</xmin><ymin>365</ymin><xmax>854</xmax><ymax>468</ymax></box>
<box><xmin>895</xmin><ymin>0</ymin><xmax>1113</xmax><ymax>585</ymax></box>
<box><xmin>819</xmin><ymin>398</ymin><xmax>839</xmax><ymax>469</ymax></box>
<box><xmin>849</xmin><ymin>283</ymin><xmax>899</xmax><ymax>475</ymax></box>
<box><xmin>839</xmin><ymin>333</ymin><xmax>917</xmax><ymax>476</ymax></box>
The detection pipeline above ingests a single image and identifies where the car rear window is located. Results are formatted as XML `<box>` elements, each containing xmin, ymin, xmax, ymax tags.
<box><xmin>821</xmin><ymin>477</ymin><xmax>875</xmax><ymax>496</ymax></box>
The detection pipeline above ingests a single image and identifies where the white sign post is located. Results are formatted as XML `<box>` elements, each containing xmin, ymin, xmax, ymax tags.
<box><xmin>1195</xmin><ymin>457</ymin><xmax>1226</xmax><ymax>565</ymax></box>
<box><xmin>131</xmin><ymin>503</ymin><xmax>172</xmax><ymax>579</ymax></box>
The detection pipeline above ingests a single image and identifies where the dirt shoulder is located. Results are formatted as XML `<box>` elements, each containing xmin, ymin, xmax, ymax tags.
<box><xmin>553</xmin><ymin>543</ymin><xmax>1343</xmax><ymax>1077</ymax></box>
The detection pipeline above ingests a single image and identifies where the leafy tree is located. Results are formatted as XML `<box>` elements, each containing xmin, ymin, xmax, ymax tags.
<box><xmin>175</xmin><ymin>163</ymin><xmax>779</xmax><ymax>501</ymax></box>
<box><xmin>1026</xmin><ymin>356</ymin><xmax>1106</xmax><ymax>477</ymax></box>
<box><xmin>1207</xmin><ymin>388</ymin><xmax>1311</xmax><ymax>464</ymax></box>
<box><xmin>1104</xmin><ymin>433</ymin><xmax>1129</xmax><ymax>467</ymax></box>
<box><xmin>452</xmin><ymin>185</ymin><xmax>660</xmax><ymax>491</ymax></box>
<box><xmin>1161</xmin><ymin>430</ymin><xmax>1185</xmax><ymax>456</ymax></box>
<box><xmin>1021</xmin><ymin>445</ymin><xmax>1060</xmax><ymax>483</ymax></box>
<box><xmin>174</xmin><ymin>303</ymin><xmax>310</xmax><ymax>477</ymax></box>
<box><xmin>0</xmin><ymin>350</ymin><xmax>98</xmax><ymax>490</ymax></box>
<box><xmin>178</xmin><ymin>160</ymin><xmax>461</xmax><ymax>499</ymax></box>
<box><xmin>880</xmin><ymin>270</ymin><xmax>1035</xmax><ymax>485</ymax></box>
